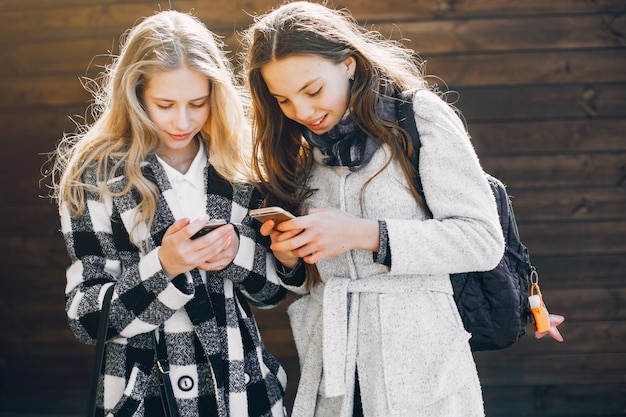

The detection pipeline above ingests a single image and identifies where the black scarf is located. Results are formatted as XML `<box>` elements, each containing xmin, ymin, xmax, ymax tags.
<box><xmin>301</xmin><ymin>94</ymin><xmax>397</xmax><ymax>171</ymax></box>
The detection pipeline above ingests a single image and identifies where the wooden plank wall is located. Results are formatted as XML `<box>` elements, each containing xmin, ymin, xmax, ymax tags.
<box><xmin>0</xmin><ymin>0</ymin><xmax>624</xmax><ymax>415</ymax></box>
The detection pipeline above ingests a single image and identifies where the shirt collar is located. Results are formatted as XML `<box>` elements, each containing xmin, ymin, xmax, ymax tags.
<box><xmin>157</xmin><ymin>140</ymin><xmax>207</xmax><ymax>190</ymax></box>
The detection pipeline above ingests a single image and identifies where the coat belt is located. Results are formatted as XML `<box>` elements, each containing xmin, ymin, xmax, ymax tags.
<box><xmin>317</xmin><ymin>275</ymin><xmax>450</xmax><ymax>397</ymax></box>
<box><xmin>321</xmin><ymin>277</ymin><xmax>351</xmax><ymax>397</ymax></box>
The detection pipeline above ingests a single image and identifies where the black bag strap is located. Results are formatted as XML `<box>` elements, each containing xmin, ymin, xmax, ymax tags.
<box><xmin>396</xmin><ymin>95</ymin><xmax>429</xmax><ymax>209</ymax></box>
<box><xmin>86</xmin><ymin>286</ymin><xmax>179</xmax><ymax>417</ymax></box>
<box><xmin>87</xmin><ymin>284</ymin><xmax>115</xmax><ymax>417</ymax></box>
<box><xmin>154</xmin><ymin>330</ymin><xmax>181</xmax><ymax>417</ymax></box>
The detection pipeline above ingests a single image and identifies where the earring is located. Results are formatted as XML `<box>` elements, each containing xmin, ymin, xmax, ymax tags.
<box><xmin>349</xmin><ymin>74</ymin><xmax>354</xmax><ymax>81</ymax></box>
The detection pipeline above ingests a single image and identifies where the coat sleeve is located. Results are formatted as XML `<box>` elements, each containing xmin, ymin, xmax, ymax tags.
<box><xmin>211</xmin><ymin>183</ymin><xmax>288</xmax><ymax>309</ymax></box>
<box><xmin>61</xmin><ymin>168</ymin><xmax>194</xmax><ymax>345</ymax></box>
<box><xmin>385</xmin><ymin>89</ymin><xmax>505</xmax><ymax>276</ymax></box>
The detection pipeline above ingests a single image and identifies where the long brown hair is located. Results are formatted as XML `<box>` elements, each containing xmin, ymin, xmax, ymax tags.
<box><xmin>242</xmin><ymin>1</ymin><xmax>431</xmax><ymax>287</ymax></box>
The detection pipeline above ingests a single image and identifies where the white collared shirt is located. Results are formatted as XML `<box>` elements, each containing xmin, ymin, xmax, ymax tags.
<box><xmin>156</xmin><ymin>141</ymin><xmax>209</xmax><ymax>283</ymax></box>
<box><xmin>156</xmin><ymin>141</ymin><xmax>208</xmax><ymax>222</ymax></box>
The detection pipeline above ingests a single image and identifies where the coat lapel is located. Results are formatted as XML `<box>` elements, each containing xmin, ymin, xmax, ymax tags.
<box><xmin>143</xmin><ymin>156</ymin><xmax>226</xmax><ymax>363</ymax></box>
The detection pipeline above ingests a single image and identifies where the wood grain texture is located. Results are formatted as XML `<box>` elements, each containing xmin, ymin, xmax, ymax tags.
<box><xmin>0</xmin><ymin>1</ymin><xmax>624</xmax><ymax>415</ymax></box>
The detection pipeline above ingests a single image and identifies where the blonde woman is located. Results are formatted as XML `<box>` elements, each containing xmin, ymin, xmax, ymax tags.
<box><xmin>52</xmin><ymin>10</ymin><xmax>287</xmax><ymax>417</ymax></box>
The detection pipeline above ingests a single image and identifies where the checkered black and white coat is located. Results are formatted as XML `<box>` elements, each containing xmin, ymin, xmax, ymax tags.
<box><xmin>61</xmin><ymin>154</ymin><xmax>288</xmax><ymax>417</ymax></box>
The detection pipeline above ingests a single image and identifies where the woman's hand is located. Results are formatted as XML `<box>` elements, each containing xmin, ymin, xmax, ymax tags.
<box><xmin>270</xmin><ymin>208</ymin><xmax>380</xmax><ymax>265</ymax></box>
<box><xmin>260</xmin><ymin>219</ymin><xmax>303</xmax><ymax>269</ymax></box>
<box><xmin>158</xmin><ymin>216</ymin><xmax>238</xmax><ymax>278</ymax></box>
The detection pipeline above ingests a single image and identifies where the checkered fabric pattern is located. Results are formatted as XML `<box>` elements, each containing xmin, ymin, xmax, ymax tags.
<box><xmin>61</xmin><ymin>155</ymin><xmax>288</xmax><ymax>417</ymax></box>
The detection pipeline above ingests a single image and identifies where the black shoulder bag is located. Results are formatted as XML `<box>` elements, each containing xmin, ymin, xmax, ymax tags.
<box><xmin>87</xmin><ymin>285</ymin><xmax>179</xmax><ymax>417</ymax></box>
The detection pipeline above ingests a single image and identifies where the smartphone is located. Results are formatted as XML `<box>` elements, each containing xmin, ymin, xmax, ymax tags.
<box><xmin>249</xmin><ymin>207</ymin><xmax>296</xmax><ymax>224</ymax></box>
<box><xmin>190</xmin><ymin>218</ymin><xmax>227</xmax><ymax>239</ymax></box>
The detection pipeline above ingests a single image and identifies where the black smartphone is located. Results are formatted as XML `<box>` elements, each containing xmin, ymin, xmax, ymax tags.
<box><xmin>190</xmin><ymin>219</ymin><xmax>227</xmax><ymax>239</ymax></box>
<box><xmin>249</xmin><ymin>207</ymin><xmax>296</xmax><ymax>224</ymax></box>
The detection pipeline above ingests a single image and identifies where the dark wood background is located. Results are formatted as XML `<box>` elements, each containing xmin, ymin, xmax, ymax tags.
<box><xmin>1</xmin><ymin>0</ymin><xmax>625</xmax><ymax>416</ymax></box>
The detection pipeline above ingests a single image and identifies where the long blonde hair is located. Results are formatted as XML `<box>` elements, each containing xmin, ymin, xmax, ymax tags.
<box><xmin>51</xmin><ymin>10</ymin><xmax>253</xmax><ymax>235</ymax></box>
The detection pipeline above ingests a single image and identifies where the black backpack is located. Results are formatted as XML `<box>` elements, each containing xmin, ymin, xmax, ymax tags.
<box><xmin>396</xmin><ymin>97</ymin><xmax>532</xmax><ymax>351</ymax></box>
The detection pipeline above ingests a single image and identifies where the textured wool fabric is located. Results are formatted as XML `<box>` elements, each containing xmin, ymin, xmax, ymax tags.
<box><xmin>62</xmin><ymin>153</ymin><xmax>287</xmax><ymax>417</ymax></box>
<box><xmin>284</xmin><ymin>89</ymin><xmax>504</xmax><ymax>417</ymax></box>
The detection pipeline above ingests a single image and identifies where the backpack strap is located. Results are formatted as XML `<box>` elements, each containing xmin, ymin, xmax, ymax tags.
<box><xmin>395</xmin><ymin>95</ymin><xmax>426</xmax><ymax>204</ymax></box>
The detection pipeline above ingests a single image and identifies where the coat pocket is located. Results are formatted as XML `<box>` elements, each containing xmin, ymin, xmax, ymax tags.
<box><xmin>379</xmin><ymin>290</ymin><xmax>475</xmax><ymax>412</ymax></box>
<box><xmin>105</xmin><ymin>363</ymin><xmax>153</xmax><ymax>415</ymax></box>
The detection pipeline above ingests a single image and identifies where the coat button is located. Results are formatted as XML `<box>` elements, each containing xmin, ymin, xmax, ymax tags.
<box><xmin>244</xmin><ymin>372</ymin><xmax>251</xmax><ymax>384</ymax></box>
<box><xmin>178</xmin><ymin>375</ymin><xmax>194</xmax><ymax>392</ymax></box>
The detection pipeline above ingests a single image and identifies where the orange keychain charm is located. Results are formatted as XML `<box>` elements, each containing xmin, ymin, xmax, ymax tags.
<box><xmin>528</xmin><ymin>270</ymin><xmax>551</xmax><ymax>333</ymax></box>
<box><xmin>527</xmin><ymin>269</ymin><xmax>564</xmax><ymax>341</ymax></box>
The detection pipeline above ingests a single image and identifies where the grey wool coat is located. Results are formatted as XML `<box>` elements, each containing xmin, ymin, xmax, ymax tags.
<box><xmin>283</xmin><ymin>89</ymin><xmax>505</xmax><ymax>417</ymax></box>
<box><xmin>61</xmin><ymin>154</ymin><xmax>287</xmax><ymax>417</ymax></box>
